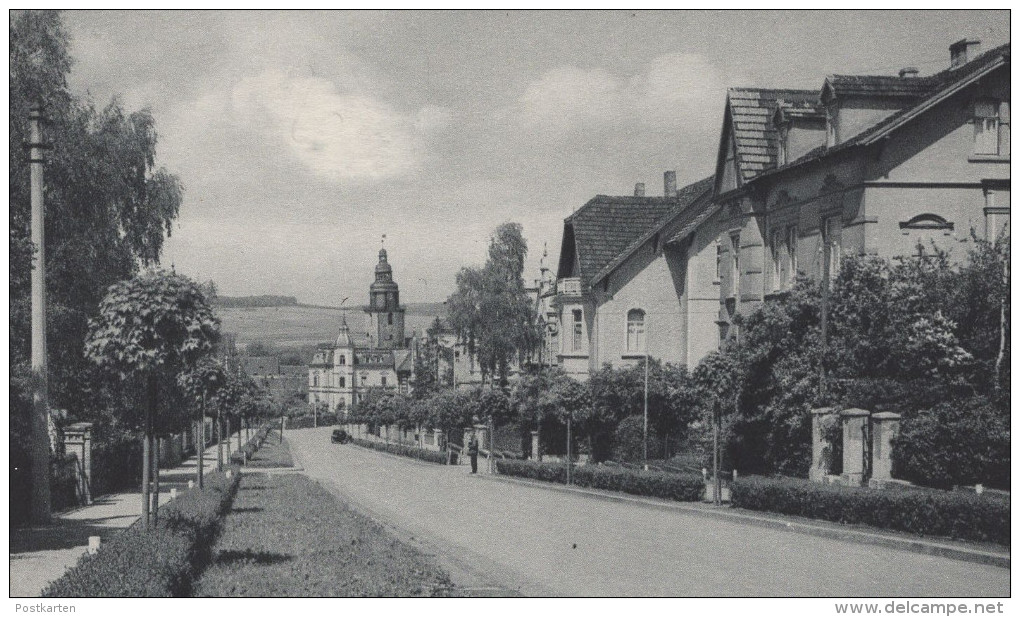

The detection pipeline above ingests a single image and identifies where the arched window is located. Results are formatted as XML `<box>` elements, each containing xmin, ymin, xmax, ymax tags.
<box><xmin>626</xmin><ymin>309</ymin><xmax>646</xmax><ymax>353</ymax></box>
<box><xmin>338</xmin><ymin>354</ymin><xmax>346</xmax><ymax>365</ymax></box>
<box><xmin>313</xmin><ymin>373</ymin><xmax>319</xmax><ymax>387</ymax></box>
<box><xmin>899</xmin><ymin>213</ymin><xmax>954</xmax><ymax>231</ymax></box>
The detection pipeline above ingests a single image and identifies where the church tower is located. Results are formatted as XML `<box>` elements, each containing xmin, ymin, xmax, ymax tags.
<box><xmin>365</xmin><ymin>244</ymin><xmax>406</xmax><ymax>349</ymax></box>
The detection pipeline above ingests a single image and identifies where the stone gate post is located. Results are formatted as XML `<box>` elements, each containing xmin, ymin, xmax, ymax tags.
<box><xmin>870</xmin><ymin>412</ymin><xmax>901</xmax><ymax>482</ymax></box>
<box><xmin>810</xmin><ymin>408</ymin><xmax>835</xmax><ymax>482</ymax></box>
<box><xmin>840</xmin><ymin>408</ymin><xmax>870</xmax><ymax>486</ymax></box>
<box><xmin>530</xmin><ymin>430</ymin><xmax>541</xmax><ymax>462</ymax></box>
<box><xmin>62</xmin><ymin>422</ymin><xmax>93</xmax><ymax>505</ymax></box>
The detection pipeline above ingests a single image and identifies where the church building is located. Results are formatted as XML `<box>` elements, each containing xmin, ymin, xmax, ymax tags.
<box><xmin>307</xmin><ymin>246</ymin><xmax>415</xmax><ymax>414</ymax></box>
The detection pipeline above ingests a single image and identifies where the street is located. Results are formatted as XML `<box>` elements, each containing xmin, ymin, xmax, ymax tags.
<box><xmin>288</xmin><ymin>427</ymin><xmax>1010</xmax><ymax>597</ymax></box>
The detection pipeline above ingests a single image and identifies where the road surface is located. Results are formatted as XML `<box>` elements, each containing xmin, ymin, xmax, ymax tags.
<box><xmin>288</xmin><ymin>427</ymin><xmax>1009</xmax><ymax>597</ymax></box>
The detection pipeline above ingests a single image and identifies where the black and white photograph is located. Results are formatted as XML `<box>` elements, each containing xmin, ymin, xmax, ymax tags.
<box><xmin>8</xmin><ymin>8</ymin><xmax>1011</xmax><ymax>609</ymax></box>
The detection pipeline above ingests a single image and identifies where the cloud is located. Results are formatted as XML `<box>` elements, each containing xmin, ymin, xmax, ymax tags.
<box><xmin>518</xmin><ymin>65</ymin><xmax>620</xmax><ymax>129</ymax></box>
<box><xmin>229</xmin><ymin>71</ymin><xmax>420</xmax><ymax>182</ymax></box>
<box><xmin>515</xmin><ymin>53</ymin><xmax>732</xmax><ymax>135</ymax></box>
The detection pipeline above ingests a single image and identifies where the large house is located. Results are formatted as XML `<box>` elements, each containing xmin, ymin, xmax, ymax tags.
<box><xmin>308</xmin><ymin>247</ymin><xmax>415</xmax><ymax>413</ymax></box>
<box><xmin>713</xmin><ymin>39</ymin><xmax>1009</xmax><ymax>339</ymax></box>
<box><xmin>544</xmin><ymin>37</ymin><xmax>1009</xmax><ymax>376</ymax></box>
<box><xmin>551</xmin><ymin>172</ymin><xmax>722</xmax><ymax>377</ymax></box>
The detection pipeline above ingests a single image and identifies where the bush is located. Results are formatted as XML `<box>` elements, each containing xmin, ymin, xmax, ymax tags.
<box><xmin>894</xmin><ymin>397</ymin><xmax>1010</xmax><ymax>490</ymax></box>
<box><xmin>51</xmin><ymin>454</ymin><xmax>81</xmax><ymax>512</ymax></box>
<box><xmin>91</xmin><ymin>437</ymin><xmax>143</xmax><ymax>497</ymax></box>
<box><xmin>611</xmin><ymin>415</ymin><xmax>662</xmax><ymax>462</ymax></box>
<box><xmin>495</xmin><ymin>459</ymin><xmax>704</xmax><ymax>502</ymax></box>
<box><xmin>229</xmin><ymin>423</ymin><xmax>276</xmax><ymax>465</ymax></box>
<box><xmin>286</xmin><ymin>413</ymin><xmax>340</xmax><ymax>429</ymax></box>
<box><xmin>349</xmin><ymin>438</ymin><xmax>450</xmax><ymax>465</ymax></box>
<box><xmin>42</xmin><ymin>467</ymin><xmax>242</xmax><ymax>597</ymax></box>
<box><xmin>731</xmin><ymin>475</ymin><xmax>1010</xmax><ymax>546</ymax></box>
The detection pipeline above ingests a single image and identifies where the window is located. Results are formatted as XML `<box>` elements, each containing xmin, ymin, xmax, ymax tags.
<box><xmin>338</xmin><ymin>376</ymin><xmax>345</xmax><ymax>388</ymax></box>
<box><xmin>768</xmin><ymin>230</ymin><xmax>782</xmax><ymax>293</ymax></box>
<box><xmin>338</xmin><ymin>355</ymin><xmax>346</xmax><ymax>365</ymax></box>
<box><xmin>626</xmin><ymin>309</ymin><xmax>646</xmax><ymax>353</ymax></box>
<box><xmin>381</xmin><ymin>375</ymin><xmax>387</xmax><ymax>387</ymax></box>
<box><xmin>787</xmin><ymin>226</ymin><xmax>798</xmax><ymax>283</ymax></box>
<box><xmin>313</xmin><ymin>374</ymin><xmax>319</xmax><ymax>387</ymax></box>
<box><xmin>388</xmin><ymin>312</ymin><xmax>393</xmax><ymax>325</ymax></box>
<box><xmin>822</xmin><ymin>216</ymin><xmax>842</xmax><ymax>283</ymax></box>
<box><xmin>361</xmin><ymin>374</ymin><xmax>367</xmax><ymax>384</ymax></box>
<box><xmin>571</xmin><ymin>309</ymin><xmax>584</xmax><ymax>352</ymax></box>
<box><xmin>825</xmin><ymin>107</ymin><xmax>837</xmax><ymax>147</ymax></box>
<box><xmin>974</xmin><ymin>99</ymin><xmax>1011</xmax><ymax>156</ymax></box>
<box><xmin>729</xmin><ymin>234</ymin><xmax>741</xmax><ymax>298</ymax></box>
<box><xmin>715</xmin><ymin>241</ymin><xmax>723</xmax><ymax>282</ymax></box>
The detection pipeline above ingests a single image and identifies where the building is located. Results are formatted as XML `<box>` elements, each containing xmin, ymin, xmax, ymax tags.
<box><xmin>550</xmin><ymin>172</ymin><xmax>722</xmax><ymax>378</ymax></box>
<box><xmin>308</xmin><ymin>247</ymin><xmax>416</xmax><ymax>413</ymax></box>
<box><xmin>713</xmin><ymin>39</ymin><xmax>1010</xmax><ymax>339</ymax></box>
<box><xmin>242</xmin><ymin>356</ymin><xmax>306</xmax><ymax>405</ymax></box>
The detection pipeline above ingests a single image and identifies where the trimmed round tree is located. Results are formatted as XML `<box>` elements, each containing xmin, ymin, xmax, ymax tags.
<box><xmin>85</xmin><ymin>270</ymin><xmax>219</xmax><ymax>530</ymax></box>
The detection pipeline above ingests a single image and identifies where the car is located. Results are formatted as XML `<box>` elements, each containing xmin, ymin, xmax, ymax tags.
<box><xmin>331</xmin><ymin>428</ymin><xmax>350</xmax><ymax>444</ymax></box>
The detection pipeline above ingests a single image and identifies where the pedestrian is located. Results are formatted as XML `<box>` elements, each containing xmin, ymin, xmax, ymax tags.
<box><xmin>468</xmin><ymin>433</ymin><xmax>479</xmax><ymax>474</ymax></box>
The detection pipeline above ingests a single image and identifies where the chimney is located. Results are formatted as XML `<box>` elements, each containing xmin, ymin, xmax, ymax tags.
<box><xmin>898</xmin><ymin>67</ymin><xmax>919</xmax><ymax>79</ymax></box>
<box><xmin>664</xmin><ymin>170</ymin><xmax>677</xmax><ymax>197</ymax></box>
<box><xmin>950</xmin><ymin>38</ymin><xmax>981</xmax><ymax>69</ymax></box>
<box><xmin>634</xmin><ymin>183</ymin><xmax>645</xmax><ymax>197</ymax></box>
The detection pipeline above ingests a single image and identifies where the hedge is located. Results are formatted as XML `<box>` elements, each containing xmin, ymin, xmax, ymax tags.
<box><xmin>286</xmin><ymin>413</ymin><xmax>340</xmax><ymax>429</ymax></box>
<box><xmin>349</xmin><ymin>438</ymin><xmax>450</xmax><ymax>465</ymax></box>
<box><xmin>730</xmin><ymin>475</ymin><xmax>1010</xmax><ymax>546</ymax></box>
<box><xmin>42</xmin><ymin>466</ymin><xmax>242</xmax><ymax>597</ymax></box>
<box><xmin>229</xmin><ymin>423</ymin><xmax>275</xmax><ymax>465</ymax></box>
<box><xmin>495</xmin><ymin>459</ymin><xmax>705</xmax><ymax>502</ymax></box>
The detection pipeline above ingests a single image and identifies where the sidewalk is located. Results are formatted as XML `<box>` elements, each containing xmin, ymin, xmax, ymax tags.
<box><xmin>9</xmin><ymin>429</ymin><xmax>244</xmax><ymax>597</ymax></box>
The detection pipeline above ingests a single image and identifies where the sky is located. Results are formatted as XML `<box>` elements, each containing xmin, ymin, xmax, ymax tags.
<box><xmin>63</xmin><ymin>10</ymin><xmax>1009</xmax><ymax>306</ymax></box>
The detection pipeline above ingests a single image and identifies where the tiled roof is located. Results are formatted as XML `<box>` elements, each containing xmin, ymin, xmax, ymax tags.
<box><xmin>563</xmin><ymin>195</ymin><xmax>678</xmax><ymax>286</ymax></box>
<box><xmin>824</xmin><ymin>74</ymin><xmax>941</xmax><ymax>99</ymax></box>
<box><xmin>727</xmin><ymin>88</ymin><xmax>818</xmax><ymax>183</ymax></box>
<box><xmin>590</xmin><ymin>176</ymin><xmax>715</xmax><ymax>285</ymax></box>
<box><xmin>757</xmin><ymin>42</ymin><xmax>1010</xmax><ymax>180</ymax></box>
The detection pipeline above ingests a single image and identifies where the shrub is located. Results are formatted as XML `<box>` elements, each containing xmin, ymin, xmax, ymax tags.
<box><xmin>349</xmin><ymin>438</ymin><xmax>450</xmax><ymax>465</ymax></box>
<box><xmin>495</xmin><ymin>459</ymin><xmax>704</xmax><ymax>502</ymax></box>
<box><xmin>286</xmin><ymin>413</ymin><xmax>340</xmax><ymax>429</ymax></box>
<box><xmin>91</xmin><ymin>437</ymin><xmax>143</xmax><ymax>497</ymax></box>
<box><xmin>893</xmin><ymin>397</ymin><xmax>1010</xmax><ymax>490</ymax></box>
<box><xmin>42</xmin><ymin>467</ymin><xmax>242</xmax><ymax>597</ymax></box>
<box><xmin>611</xmin><ymin>415</ymin><xmax>662</xmax><ymax>463</ymax></box>
<box><xmin>730</xmin><ymin>475</ymin><xmax>1010</xmax><ymax>546</ymax></box>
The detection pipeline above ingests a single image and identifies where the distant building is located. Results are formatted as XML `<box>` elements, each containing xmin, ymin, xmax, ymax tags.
<box><xmin>308</xmin><ymin>247</ymin><xmax>416</xmax><ymax>413</ymax></box>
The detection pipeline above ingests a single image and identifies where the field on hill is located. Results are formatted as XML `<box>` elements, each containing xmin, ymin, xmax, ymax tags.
<box><xmin>216</xmin><ymin>304</ymin><xmax>444</xmax><ymax>349</ymax></box>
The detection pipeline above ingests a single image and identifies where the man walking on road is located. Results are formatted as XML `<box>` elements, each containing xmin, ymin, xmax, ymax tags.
<box><xmin>468</xmin><ymin>433</ymin><xmax>479</xmax><ymax>474</ymax></box>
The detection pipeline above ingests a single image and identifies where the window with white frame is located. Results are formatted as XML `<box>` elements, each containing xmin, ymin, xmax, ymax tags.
<box><xmin>729</xmin><ymin>233</ymin><xmax>741</xmax><ymax>298</ymax></box>
<box><xmin>571</xmin><ymin>309</ymin><xmax>584</xmax><ymax>352</ymax></box>
<box><xmin>626</xmin><ymin>309</ymin><xmax>646</xmax><ymax>353</ymax></box>
<box><xmin>823</xmin><ymin>216</ymin><xmax>842</xmax><ymax>283</ymax></box>
<box><xmin>975</xmin><ymin>99</ymin><xmax>1000</xmax><ymax>155</ymax></box>
<box><xmin>787</xmin><ymin>225</ymin><xmax>798</xmax><ymax>284</ymax></box>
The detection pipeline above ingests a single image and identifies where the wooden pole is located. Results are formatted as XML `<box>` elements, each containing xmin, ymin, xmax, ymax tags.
<box><xmin>141</xmin><ymin>406</ymin><xmax>151</xmax><ymax>531</ymax></box>
<box><xmin>28</xmin><ymin>104</ymin><xmax>51</xmax><ymax>524</ymax></box>
<box><xmin>197</xmin><ymin>392</ymin><xmax>205</xmax><ymax>489</ymax></box>
<box><xmin>566</xmin><ymin>410</ymin><xmax>572</xmax><ymax>485</ymax></box>
<box><xmin>713</xmin><ymin>399</ymin><xmax>721</xmax><ymax>506</ymax></box>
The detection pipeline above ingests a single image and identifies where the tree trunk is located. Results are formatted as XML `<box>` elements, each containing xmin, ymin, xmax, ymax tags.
<box><xmin>197</xmin><ymin>393</ymin><xmax>205</xmax><ymax>489</ymax></box>
<box><xmin>149</xmin><ymin>375</ymin><xmax>160</xmax><ymax>526</ymax></box>
<box><xmin>141</xmin><ymin>406</ymin><xmax>151</xmax><ymax>531</ymax></box>
<box><xmin>216</xmin><ymin>413</ymin><xmax>224</xmax><ymax>472</ymax></box>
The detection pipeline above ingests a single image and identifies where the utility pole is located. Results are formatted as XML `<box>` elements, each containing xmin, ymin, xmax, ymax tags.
<box><xmin>566</xmin><ymin>407</ymin><xmax>572</xmax><ymax>485</ymax></box>
<box><xmin>28</xmin><ymin>103</ymin><xmax>52</xmax><ymax>524</ymax></box>
<box><xmin>643</xmin><ymin>352</ymin><xmax>649</xmax><ymax>471</ymax></box>
<box><xmin>713</xmin><ymin>399</ymin><xmax>721</xmax><ymax>506</ymax></box>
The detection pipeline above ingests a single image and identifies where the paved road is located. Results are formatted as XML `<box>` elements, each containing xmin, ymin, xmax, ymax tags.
<box><xmin>289</xmin><ymin>427</ymin><xmax>1009</xmax><ymax>597</ymax></box>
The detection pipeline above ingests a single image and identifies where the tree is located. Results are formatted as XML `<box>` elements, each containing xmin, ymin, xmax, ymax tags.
<box><xmin>10</xmin><ymin>11</ymin><xmax>183</xmax><ymax>522</ymax></box>
<box><xmin>85</xmin><ymin>270</ymin><xmax>219</xmax><ymax>530</ymax></box>
<box><xmin>447</xmin><ymin>223</ymin><xmax>540</xmax><ymax>386</ymax></box>
<box><xmin>178</xmin><ymin>358</ymin><xmax>226</xmax><ymax>488</ymax></box>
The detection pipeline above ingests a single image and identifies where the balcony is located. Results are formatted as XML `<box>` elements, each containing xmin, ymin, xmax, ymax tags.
<box><xmin>556</xmin><ymin>277</ymin><xmax>583</xmax><ymax>298</ymax></box>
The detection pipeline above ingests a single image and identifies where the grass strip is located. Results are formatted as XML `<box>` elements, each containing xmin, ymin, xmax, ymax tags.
<box><xmin>192</xmin><ymin>473</ymin><xmax>454</xmax><ymax>597</ymax></box>
<box><xmin>244</xmin><ymin>434</ymin><xmax>294</xmax><ymax>468</ymax></box>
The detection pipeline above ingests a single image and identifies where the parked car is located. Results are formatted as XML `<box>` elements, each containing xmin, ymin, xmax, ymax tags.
<box><xmin>331</xmin><ymin>429</ymin><xmax>351</xmax><ymax>444</ymax></box>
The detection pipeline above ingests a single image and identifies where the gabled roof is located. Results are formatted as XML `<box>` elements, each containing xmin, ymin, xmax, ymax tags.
<box><xmin>557</xmin><ymin>195</ymin><xmax>678</xmax><ymax>286</ymax></box>
<box><xmin>822</xmin><ymin>74</ymin><xmax>941</xmax><ymax>100</ymax></box>
<box><xmin>717</xmin><ymin>42</ymin><xmax>1010</xmax><ymax>190</ymax></box>
<box><xmin>590</xmin><ymin>176</ymin><xmax>714</xmax><ymax>286</ymax></box>
<box><xmin>720</xmin><ymin>88</ymin><xmax>818</xmax><ymax>187</ymax></box>
<box><xmin>393</xmin><ymin>349</ymin><xmax>414</xmax><ymax>374</ymax></box>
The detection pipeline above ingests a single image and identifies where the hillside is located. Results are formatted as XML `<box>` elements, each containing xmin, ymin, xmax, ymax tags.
<box><xmin>216</xmin><ymin>303</ymin><xmax>446</xmax><ymax>349</ymax></box>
